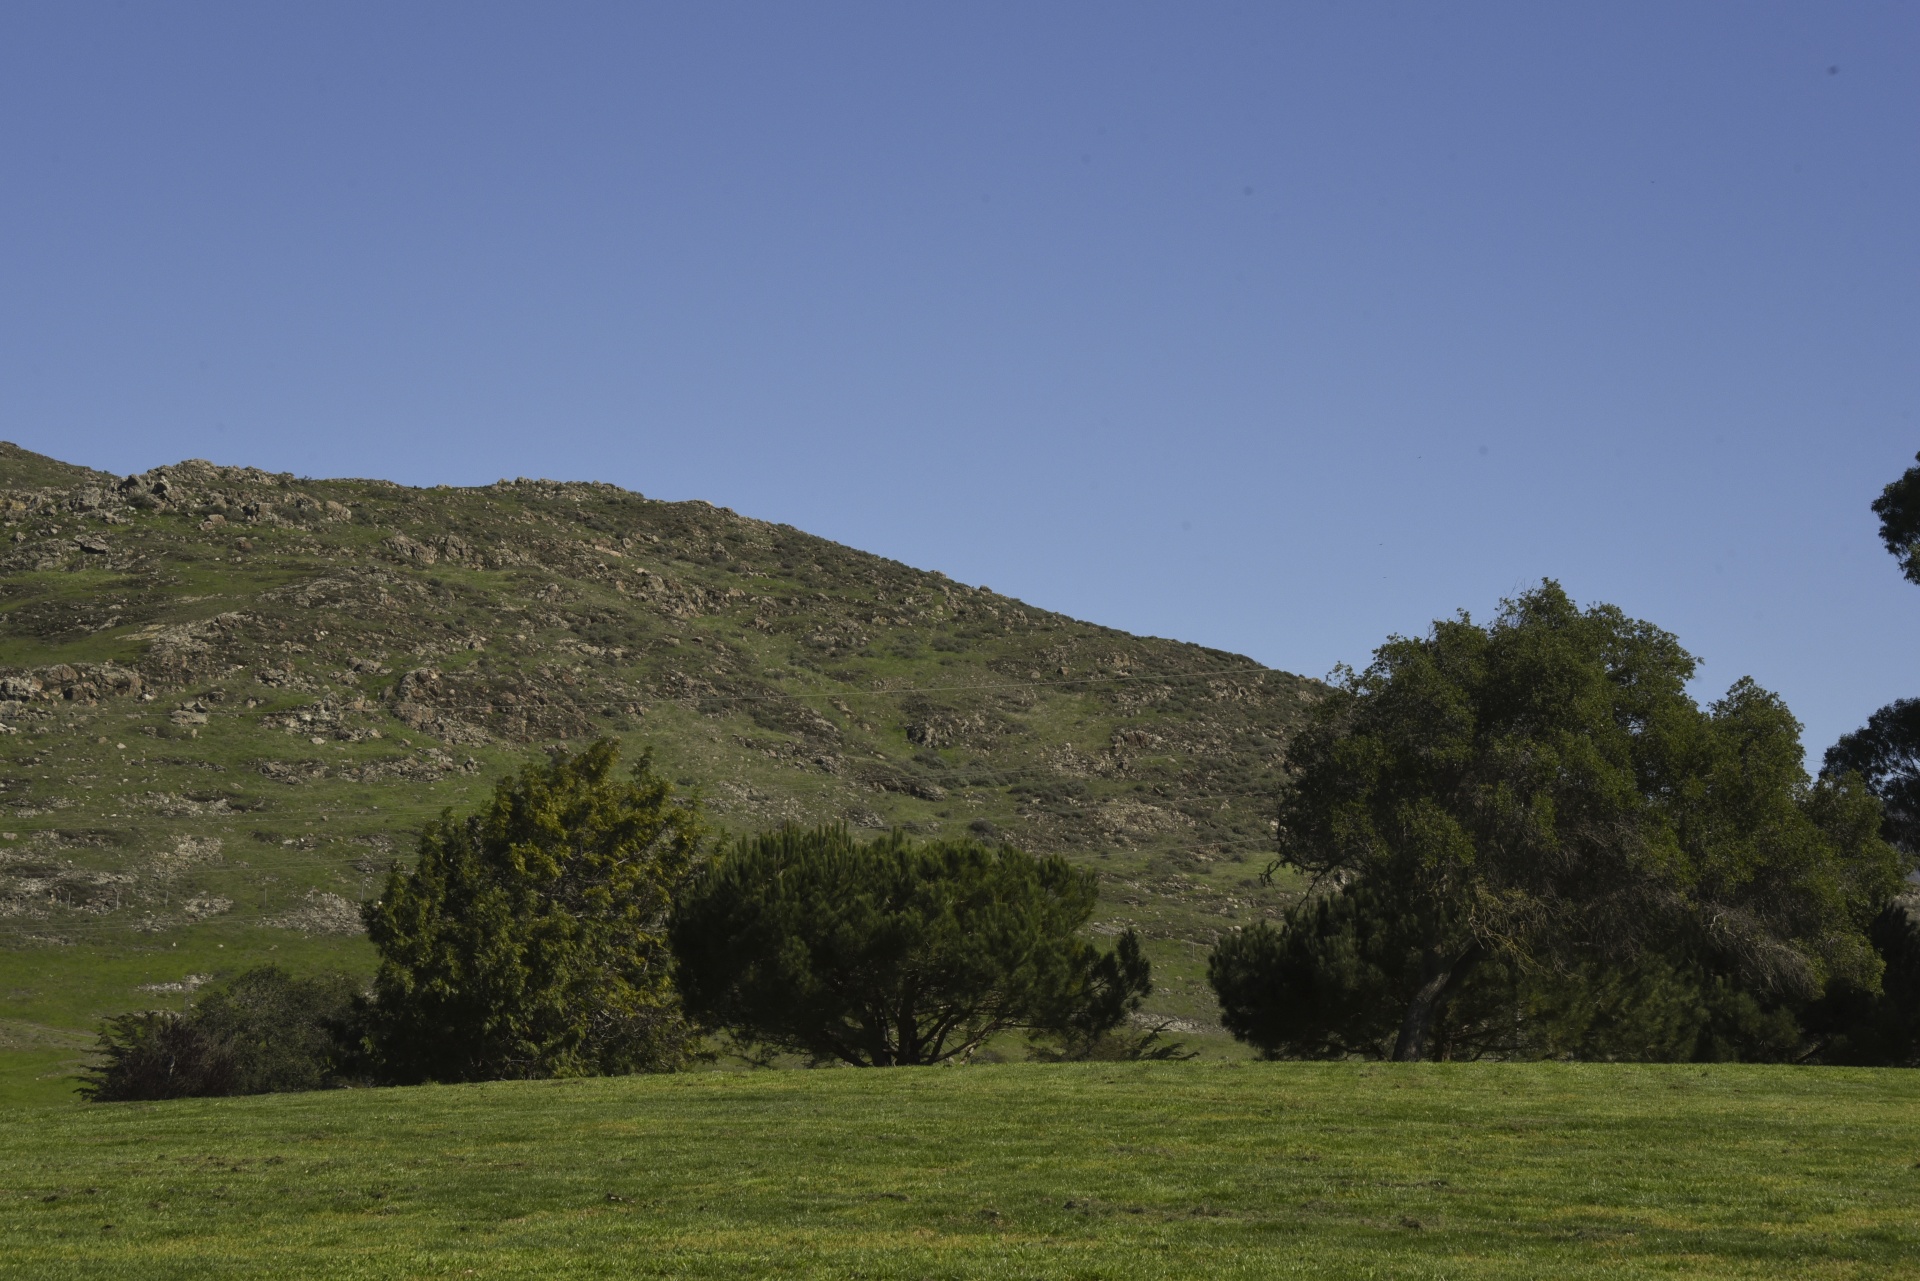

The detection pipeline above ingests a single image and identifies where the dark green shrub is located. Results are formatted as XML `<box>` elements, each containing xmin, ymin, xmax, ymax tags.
<box><xmin>82</xmin><ymin>1011</ymin><xmax>234</xmax><ymax>1102</ymax></box>
<box><xmin>82</xmin><ymin>966</ymin><xmax>363</xmax><ymax>1101</ymax></box>
<box><xmin>1802</xmin><ymin>895</ymin><xmax>1920</xmax><ymax>1066</ymax></box>
<box><xmin>1208</xmin><ymin>887</ymin><xmax>1400</xmax><ymax>1059</ymax></box>
<box><xmin>191</xmin><ymin>967</ymin><xmax>366</xmax><ymax>1092</ymax></box>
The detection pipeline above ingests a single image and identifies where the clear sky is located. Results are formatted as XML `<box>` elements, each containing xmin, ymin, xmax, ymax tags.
<box><xmin>2</xmin><ymin>3</ymin><xmax>1915</xmax><ymax>761</ymax></box>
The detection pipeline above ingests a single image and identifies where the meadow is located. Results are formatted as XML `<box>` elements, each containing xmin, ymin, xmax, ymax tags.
<box><xmin>3</xmin><ymin>1061</ymin><xmax>1917</xmax><ymax>1279</ymax></box>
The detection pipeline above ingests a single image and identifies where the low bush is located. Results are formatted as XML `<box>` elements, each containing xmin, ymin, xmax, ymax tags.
<box><xmin>82</xmin><ymin>967</ymin><xmax>364</xmax><ymax>1101</ymax></box>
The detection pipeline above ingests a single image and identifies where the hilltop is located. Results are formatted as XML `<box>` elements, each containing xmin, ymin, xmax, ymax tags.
<box><xmin>0</xmin><ymin>444</ymin><xmax>1317</xmax><ymax>1095</ymax></box>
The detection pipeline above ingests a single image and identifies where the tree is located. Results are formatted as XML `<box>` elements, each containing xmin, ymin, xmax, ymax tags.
<box><xmin>363</xmin><ymin>740</ymin><xmax>704</xmax><ymax>1083</ymax></box>
<box><xmin>1872</xmin><ymin>451</ymin><xmax>1920</xmax><ymax>585</ymax></box>
<box><xmin>82</xmin><ymin>967</ymin><xmax>362</xmax><ymax>1101</ymax></box>
<box><xmin>1826</xmin><ymin>699</ymin><xmax>1920</xmax><ymax>856</ymax></box>
<box><xmin>1215</xmin><ymin>582</ymin><xmax>1902</xmax><ymax>1062</ymax></box>
<box><xmin>1801</xmin><ymin>453</ymin><xmax>1920</xmax><ymax>1062</ymax></box>
<box><xmin>1210</xmin><ymin>886</ymin><xmax>1816</xmax><ymax>1063</ymax></box>
<box><xmin>1799</xmin><ymin>895</ymin><xmax>1920</xmax><ymax>1066</ymax></box>
<box><xmin>670</xmin><ymin>825</ymin><xmax>1150</xmax><ymax>1065</ymax></box>
<box><xmin>1208</xmin><ymin>885</ymin><xmax>1399</xmax><ymax>1059</ymax></box>
<box><xmin>1826</xmin><ymin>452</ymin><xmax>1920</xmax><ymax>856</ymax></box>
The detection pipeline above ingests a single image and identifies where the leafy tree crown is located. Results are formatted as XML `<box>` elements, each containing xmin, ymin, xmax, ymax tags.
<box><xmin>1241</xmin><ymin>581</ymin><xmax>1901</xmax><ymax>1061</ymax></box>
<box><xmin>1873</xmin><ymin>451</ymin><xmax>1920</xmax><ymax>585</ymax></box>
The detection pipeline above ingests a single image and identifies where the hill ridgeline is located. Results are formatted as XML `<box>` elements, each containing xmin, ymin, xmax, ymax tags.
<box><xmin>0</xmin><ymin>442</ymin><xmax>1316</xmax><ymax>1076</ymax></box>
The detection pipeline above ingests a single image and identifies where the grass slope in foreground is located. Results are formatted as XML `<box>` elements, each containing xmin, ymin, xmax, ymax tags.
<box><xmin>4</xmin><ymin>1062</ymin><xmax>1918</xmax><ymax>1279</ymax></box>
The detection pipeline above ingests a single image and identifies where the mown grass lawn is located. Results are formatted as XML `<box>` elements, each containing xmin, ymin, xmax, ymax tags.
<box><xmin>2</xmin><ymin>1061</ymin><xmax>1917</xmax><ymax>1279</ymax></box>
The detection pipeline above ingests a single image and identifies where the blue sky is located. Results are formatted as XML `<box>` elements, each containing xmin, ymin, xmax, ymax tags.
<box><xmin>2</xmin><ymin>3</ymin><xmax>1915</xmax><ymax>760</ymax></box>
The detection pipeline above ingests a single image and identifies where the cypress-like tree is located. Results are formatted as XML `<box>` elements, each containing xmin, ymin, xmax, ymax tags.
<box><xmin>363</xmin><ymin>740</ymin><xmax>704</xmax><ymax>1082</ymax></box>
<box><xmin>670</xmin><ymin>825</ymin><xmax>1150</xmax><ymax>1065</ymax></box>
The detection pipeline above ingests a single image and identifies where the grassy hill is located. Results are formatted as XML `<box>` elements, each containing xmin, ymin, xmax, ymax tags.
<box><xmin>0</xmin><ymin>445</ymin><xmax>1319</xmax><ymax>1100</ymax></box>
<box><xmin>4</xmin><ymin>1061</ymin><xmax>1917</xmax><ymax>1278</ymax></box>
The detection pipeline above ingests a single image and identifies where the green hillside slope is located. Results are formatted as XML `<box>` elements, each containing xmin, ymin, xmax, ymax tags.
<box><xmin>0</xmin><ymin>445</ymin><xmax>1317</xmax><ymax>1097</ymax></box>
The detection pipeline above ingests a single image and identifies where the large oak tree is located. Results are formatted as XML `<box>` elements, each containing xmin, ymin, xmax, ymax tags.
<box><xmin>1220</xmin><ymin>582</ymin><xmax>1900</xmax><ymax>1062</ymax></box>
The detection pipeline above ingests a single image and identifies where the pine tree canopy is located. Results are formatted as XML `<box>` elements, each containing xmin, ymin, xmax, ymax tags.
<box><xmin>670</xmin><ymin>825</ymin><xmax>1150</xmax><ymax>1066</ymax></box>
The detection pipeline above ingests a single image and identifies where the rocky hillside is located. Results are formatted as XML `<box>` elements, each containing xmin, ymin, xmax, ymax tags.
<box><xmin>0</xmin><ymin>443</ymin><xmax>1317</xmax><ymax>1086</ymax></box>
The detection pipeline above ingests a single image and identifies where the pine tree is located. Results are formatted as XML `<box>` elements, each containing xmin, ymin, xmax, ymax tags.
<box><xmin>671</xmin><ymin>825</ymin><xmax>1150</xmax><ymax>1065</ymax></box>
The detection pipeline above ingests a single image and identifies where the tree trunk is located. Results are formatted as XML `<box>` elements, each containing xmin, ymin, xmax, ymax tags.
<box><xmin>1392</xmin><ymin>945</ymin><xmax>1478</xmax><ymax>1062</ymax></box>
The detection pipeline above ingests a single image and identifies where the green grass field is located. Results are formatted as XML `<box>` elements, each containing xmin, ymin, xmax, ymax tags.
<box><xmin>3</xmin><ymin>1062</ymin><xmax>1916</xmax><ymax>1279</ymax></box>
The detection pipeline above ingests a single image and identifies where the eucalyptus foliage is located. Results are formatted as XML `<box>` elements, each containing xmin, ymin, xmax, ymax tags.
<box><xmin>671</xmin><ymin>825</ymin><xmax>1150</xmax><ymax>1065</ymax></box>
<box><xmin>364</xmin><ymin>740</ymin><xmax>703</xmax><ymax>1082</ymax></box>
